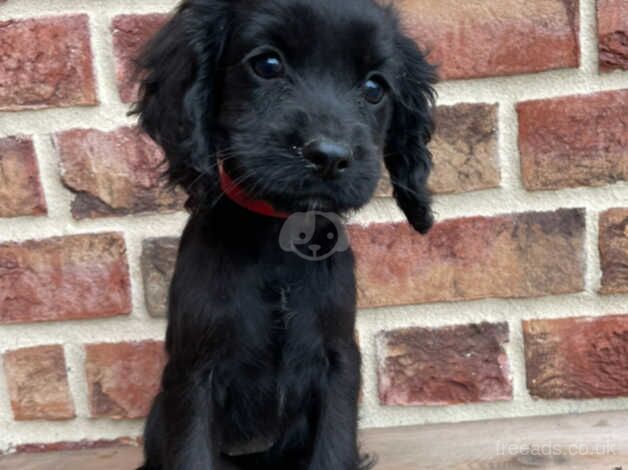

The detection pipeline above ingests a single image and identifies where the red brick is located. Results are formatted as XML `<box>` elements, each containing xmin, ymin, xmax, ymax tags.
<box><xmin>0</xmin><ymin>233</ymin><xmax>131</xmax><ymax>324</ymax></box>
<box><xmin>3</xmin><ymin>345</ymin><xmax>75</xmax><ymax>420</ymax></box>
<box><xmin>350</xmin><ymin>209</ymin><xmax>585</xmax><ymax>309</ymax></box>
<box><xmin>518</xmin><ymin>90</ymin><xmax>628</xmax><ymax>190</ymax></box>
<box><xmin>111</xmin><ymin>14</ymin><xmax>169</xmax><ymax>103</ymax></box>
<box><xmin>85</xmin><ymin>341</ymin><xmax>166</xmax><ymax>419</ymax></box>
<box><xmin>377</xmin><ymin>103</ymin><xmax>500</xmax><ymax>196</ymax></box>
<box><xmin>0</xmin><ymin>136</ymin><xmax>47</xmax><ymax>217</ymax></box>
<box><xmin>0</xmin><ymin>15</ymin><xmax>97</xmax><ymax>110</ymax></box>
<box><xmin>597</xmin><ymin>0</ymin><xmax>628</xmax><ymax>72</ymax></box>
<box><xmin>377</xmin><ymin>323</ymin><xmax>511</xmax><ymax>406</ymax></box>
<box><xmin>55</xmin><ymin>127</ymin><xmax>186</xmax><ymax>219</ymax></box>
<box><xmin>394</xmin><ymin>0</ymin><xmax>579</xmax><ymax>80</ymax></box>
<box><xmin>599</xmin><ymin>208</ymin><xmax>628</xmax><ymax>295</ymax></box>
<box><xmin>524</xmin><ymin>315</ymin><xmax>628</xmax><ymax>399</ymax></box>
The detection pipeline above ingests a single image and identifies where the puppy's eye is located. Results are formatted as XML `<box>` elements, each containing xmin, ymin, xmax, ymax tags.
<box><xmin>363</xmin><ymin>76</ymin><xmax>388</xmax><ymax>104</ymax></box>
<box><xmin>250</xmin><ymin>52</ymin><xmax>284</xmax><ymax>79</ymax></box>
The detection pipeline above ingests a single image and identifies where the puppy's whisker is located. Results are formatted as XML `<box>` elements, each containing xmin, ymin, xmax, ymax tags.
<box><xmin>175</xmin><ymin>153</ymin><xmax>235</xmax><ymax>191</ymax></box>
<box><xmin>247</xmin><ymin>167</ymin><xmax>286</xmax><ymax>200</ymax></box>
<box><xmin>208</xmin><ymin>169</ymin><xmax>257</xmax><ymax>209</ymax></box>
<box><xmin>388</xmin><ymin>181</ymin><xmax>428</xmax><ymax>199</ymax></box>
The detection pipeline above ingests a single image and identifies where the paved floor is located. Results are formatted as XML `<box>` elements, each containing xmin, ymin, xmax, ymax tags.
<box><xmin>1</xmin><ymin>410</ymin><xmax>626</xmax><ymax>469</ymax></box>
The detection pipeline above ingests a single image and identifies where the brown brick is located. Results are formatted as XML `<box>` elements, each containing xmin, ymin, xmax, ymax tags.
<box><xmin>518</xmin><ymin>90</ymin><xmax>628</xmax><ymax>190</ymax></box>
<box><xmin>0</xmin><ymin>15</ymin><xmax>97</xmax><ymax>110</ymax></box>
<box><xmin>111</xmin><ymin>14</ymin><xmax>169</xmax><ymax>103</ymax></box>
<box><xmin>55</xmin><ymin>127</ymin><xmax>186</xmax><ymax>219</ymax></box>
<box><xmin>524</xmin><ymin>315</ymin><xmax>628</xmax><ymax>399</ymax></box>
<box><xmin>3</xmin><ymin>345</ymin><xmax>75</xmax><ymax>420</ymax></box>
<box><xmin>394</xmin><ymin>0</ymin><xmax>579</xmax><ymax>80</ymax></box>
<box><xmin>599</xmin><ymin>208</ymin><xmax>628</xmax><ymax>295</ymax></box>
<box><xmin>350</xmin><ymin>209</ymin><xmax>585</xmax><ymax>309</ymax></box>
<box><xmin>598</xmin><ymin>0</ymin><xmax>628</xmax><ymax>72</ymax></box>
<box><xmin>85</xmin><ymin>341</ymin><xmax>166</xmax><ymax>419</ymax></box>
<box><xmin>430</xmin><ymin>104</ymin><xmax>500</xmax><ymax>193</ymax></box>
<box><xmin>377</xmin><ymin>103</ymin><xmax>500</xmax><ymax>197</ymax></box>
<box><xmin>376</xmin><ymin>323</ymin><xmax>511</xmax><ymax>406</ymax></box>
<box><xmin>0</xmin><ymin>136</ymin><xmax>47</xmax><ymax>217</ymax></box>
<box><xmin>0</xmin><ymin>233</ymin><xmax>131</xmax><ymax>324</ymax></box>
<box><xmin>141</xmin><ymin>238</ymin><xmax>178</xmax><ymax>318</ymax></box>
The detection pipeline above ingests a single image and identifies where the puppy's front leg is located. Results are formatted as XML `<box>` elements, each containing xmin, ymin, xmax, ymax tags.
<box><xmin>161</xmin><ymin>361</ymin><xmax>218</xmax><ymax>470</ymax></box>
<box><xmin>308</xmin><ymin>341</ymin><xmax>363</xmax><ymax>470</ymax></box>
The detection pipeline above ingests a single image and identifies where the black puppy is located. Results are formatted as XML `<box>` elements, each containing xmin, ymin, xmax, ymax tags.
<box><xmin>135</xmin><ymin>0</ymin><xmax>436</xmax><ymax>468</ymax></box>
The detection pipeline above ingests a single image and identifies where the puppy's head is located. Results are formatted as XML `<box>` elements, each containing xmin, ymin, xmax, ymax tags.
<box><xmin>136</xmin><ymin>0</ymin><xmax>437</xmax><ymax>233</ymax></box>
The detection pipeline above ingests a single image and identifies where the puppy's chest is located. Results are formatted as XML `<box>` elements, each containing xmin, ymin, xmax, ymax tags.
<box><xmin>235</xmin><ymin>278</ymin><xmax>325</xmax><ymax>378</ymax></box>
<box><xmin>263</xmin><ymin>280</ymin><xmax>310</xmax><ymax>340</ymax></box>
<box><xmin>269</xmin><ymin>286</ymin><xmax>298</xmax><ymax>343</ymax></box>
<box><xmin>219</xmin><ymin>284</ymin><xmax>325</xmax><ymax>454</ymax></box>
<box><xmin>267</xmin><ymin>282</ymin><xmax>328</xmax><ymax>393</ymax></box>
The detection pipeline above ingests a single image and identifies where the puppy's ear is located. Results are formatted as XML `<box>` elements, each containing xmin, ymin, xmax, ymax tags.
<box><xmin>133</xmin><ymin>1</ymin><xmax>230</xmax><ymax>207</ymax></box>
<box><xmin>385</xmin><ymin>33</ymin><xmax>437</xmax><ymax>234</ymax></box>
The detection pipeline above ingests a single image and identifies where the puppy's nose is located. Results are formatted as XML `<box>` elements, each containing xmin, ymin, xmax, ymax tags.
<box><xmin>303</xmin><ymin>140</ymin><xmax>352</xmax><ymax>179</ymax></box>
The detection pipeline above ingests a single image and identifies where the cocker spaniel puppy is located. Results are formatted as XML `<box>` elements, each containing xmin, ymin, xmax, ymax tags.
<box><xmin>135</xmin><ymin>0</ymin><xmax>436</xmax><ymax>468</ymax></box>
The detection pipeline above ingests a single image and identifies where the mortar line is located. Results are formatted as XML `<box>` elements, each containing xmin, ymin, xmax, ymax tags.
<box><xmin>0</xmin><ymin>292</ymin><xmax>626</xmax><ymax>353</ymax></box>
<box><xmin>88</xmin><ymin>9</ymin><xmax>123</xmax><ymax>108</ymax></box>
<box><xmin>0</xmin><ymin>418</ymin><xmax>144</xmax><ymax>453</ymax></box>
<box><xmin>123</xmin><ymin>230</ymin><xmax>154</xmax><ymax>321</ymax></box>
<box><xmin>579</xmin><ymin>0</ymin><xmax>599</xmax><ymax>76</ymax></box>
<box><xmin>355</xmin><ymin>315</ymin><xmax>379</xmax><ymax>428</ymax></box>
<box><xmin>63</xmin><ymin>344</ymin><xmax>90</xmax><ymax>419</ymax></box>
<box><xmin>31</xmin><ymin>135</ymin><xmax>74</xmax><ymax>222</ymax></box>
<box><xmin>585</xmin><ymin>209</ymin><xmax>603</xmax><ymax>295</ymax></box>
<box><xmin>507</xmin><ymin>319</ymin><xmax>529</xmax><ymax>404</ymax></box>
<box><xmin>0</xmin><ymin>349</ymin><xmax>13</xmax><ymax>446</ymax></box>
<box><xmin>2</xmin><ymin>71</ymin><xmax>626</xmax><ymax>140</ymax></box>
<box><xmin>0</xmin><ymin>0</ymin><xmax>179</xmax><ymax>20</ymax></box>
<box><xmin>1</xmin><ymin>183</ymin><xmax>625</xmax><ymax>244</ymax></box>
<box><xmin>495</xmin><ymin>99</ymin><xmax>519</xmax><ymax>193</ymax></box>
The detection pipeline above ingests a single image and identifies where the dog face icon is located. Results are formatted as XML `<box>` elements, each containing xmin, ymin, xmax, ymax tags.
<box><xmin>279</xmin><ymin>212</ymin><xmax>350</xmax><ymax>261</ymax></box>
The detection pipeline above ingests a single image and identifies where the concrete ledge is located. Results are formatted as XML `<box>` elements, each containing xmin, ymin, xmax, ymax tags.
<box><xmin>1</xmin><ymin>410</ymin><xmax>627</xmax><ymax>469</ymax></box>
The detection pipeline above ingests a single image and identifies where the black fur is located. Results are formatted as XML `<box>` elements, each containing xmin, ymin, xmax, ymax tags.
<box><xmin>135</xmin><ymin>0</ymin><xmax>436</xmax><ymax>468</ymax></box>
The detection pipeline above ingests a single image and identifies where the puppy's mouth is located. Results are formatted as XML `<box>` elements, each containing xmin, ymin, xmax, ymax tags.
<box><xmin>292</xmin><ymin>195</ymin><xmax>337</xmax><ymax>212</ymax></box>
<box><xmin>269</xmin><ymin>189</ymin><xmax>346</xmax><ymax>214</ymax></box>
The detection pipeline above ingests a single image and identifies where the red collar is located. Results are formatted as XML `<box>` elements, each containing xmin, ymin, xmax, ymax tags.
<box><xmin>219</xmin><ymin>162</ymin><xmax>290</xmax><ymax>219</ymax></box>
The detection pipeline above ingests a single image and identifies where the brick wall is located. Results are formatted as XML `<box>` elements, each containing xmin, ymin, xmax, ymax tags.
<box><xmin>0</xmin><ymin>0</ymin><xmax>626</xmax><ymax>454</ymax></box>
